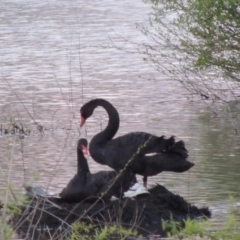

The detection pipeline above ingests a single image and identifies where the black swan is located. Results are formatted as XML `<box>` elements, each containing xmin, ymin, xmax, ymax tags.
<box><xmin>60</xmin><ymin>138</ymin><xmax>136</xmax><ymax>203</ymax></box>
<box><xmin>80</xmin><ymin>99</ymin><xmax>194</xmax><ymax>186</ymax></box>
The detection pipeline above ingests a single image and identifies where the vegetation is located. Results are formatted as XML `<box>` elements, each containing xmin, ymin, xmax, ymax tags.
<box><xmin>162</xmin><ymin>196</ymin><xmax>240</xmax><ymax>240</ymax></box>
<box><xmin>67</xmin><ymin>222</ymin><xmax>138</xmax><ymax>240</ymax></box>
<box><xmin>141</xmin><ymin>0</ymin><xmax>240</xmax><ymax>101</ymax></box>
<box><xmin>0</xmin><ymin>197</ymin><xmax>25</xmax><ymax>240</ymax></box>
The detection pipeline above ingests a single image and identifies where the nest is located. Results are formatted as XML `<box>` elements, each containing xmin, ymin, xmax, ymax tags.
<box><xmin>10</xmin><ymin>184</ymin><xmax>211</xmax><ymax>239</ymax></box>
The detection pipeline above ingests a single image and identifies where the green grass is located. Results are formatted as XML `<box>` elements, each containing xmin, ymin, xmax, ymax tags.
<box><xmin>162</xmin><ymin>196</ymin><xmax>240</xmax><ymax>240</ymax></box>
<box><xmin>67</xmin><ymin>221</ymin><xmax>139</xmax><ymax>240</ymax></box>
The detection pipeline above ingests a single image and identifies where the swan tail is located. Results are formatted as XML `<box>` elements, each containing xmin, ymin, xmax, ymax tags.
<box><xmin>154</xmin><ymin>135</ymin><xmax>176</xmax><ymax>153</ymax></box>
<box><xmin>165</xmin><ymin>140</ymin><xmax>189</xmax><ymax>159</ymax></box>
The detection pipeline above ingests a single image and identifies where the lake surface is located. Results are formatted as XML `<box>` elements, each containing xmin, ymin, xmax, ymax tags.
<box><xmin>0</xmin><ymin>0</ymin><xmax>240</xmax><ymax>238</ymax></box>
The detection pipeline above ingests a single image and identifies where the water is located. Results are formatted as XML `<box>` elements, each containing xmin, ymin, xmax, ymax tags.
<box><xmin>0</xmin><ymin>0</ymin><xmax>240</xmax><ymax>238</ymax></box>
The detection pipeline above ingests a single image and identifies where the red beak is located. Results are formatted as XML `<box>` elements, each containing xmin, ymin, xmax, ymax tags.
<box><xmin>82</xmin><ymin>145</ymin><xmax>89</xmax><ymax>156</ymax></box>
<box><xmin>80</xmin><ymin>116</ymin><xmax>86</xmax><ymax>127</ymax></box>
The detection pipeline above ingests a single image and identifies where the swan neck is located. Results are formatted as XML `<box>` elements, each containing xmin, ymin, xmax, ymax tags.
<box><xmin>96</xmin><ymin>99</ymin><xmax>119</xmax><ymax>141</ymax></box>
<box><xmin>77</xmin><ymin>149</ymin><xmax>90</xmax><ymax>173</ymax></box>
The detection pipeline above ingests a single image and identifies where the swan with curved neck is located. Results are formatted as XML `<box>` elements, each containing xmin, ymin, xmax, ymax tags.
<box><xmin>80</xmin><ymin>99</ymin><xmax>194</xmax><ymax>187</ymax></box>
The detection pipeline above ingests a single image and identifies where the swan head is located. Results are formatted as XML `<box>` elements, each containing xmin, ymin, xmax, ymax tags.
<box><xmin>78</xmin><ymin>138</ymin><xmax>89</xmax><ymax>155</ymax></box>
<box><xmin>80</xmin><ymin>99</ymin><xmax>98</xmax><ymax>127</ymax></box>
